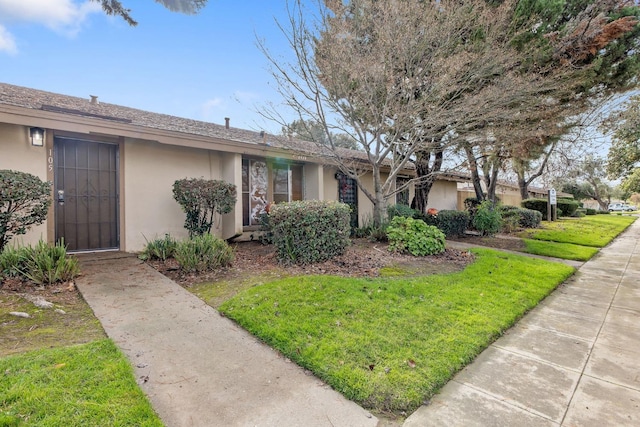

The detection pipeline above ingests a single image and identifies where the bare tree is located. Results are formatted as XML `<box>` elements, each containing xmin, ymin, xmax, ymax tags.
<box><xmin>261</xmin><ymin>0</ymin><xmax>568</xmax><ymax>222</ymax></box>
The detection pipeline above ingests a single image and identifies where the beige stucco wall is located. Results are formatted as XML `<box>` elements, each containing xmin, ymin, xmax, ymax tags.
<box><xmin>0</xmin><ymin>123</ymin><xmax>50</xmax><ymax>247</ymax></box>
<box><xmin>304</xmin><ymin>163</ymin><xmax>324</xmax><ymax>200</ymax></box>
<box><xmin>427</xmin><ymin>180</ymin><xmax>459</xmax><ymax>211</ymax></box>
<box><xmin>123</xmin><ymin>138</ymin><xmax>229</xmax><ymax>252</ymax></box>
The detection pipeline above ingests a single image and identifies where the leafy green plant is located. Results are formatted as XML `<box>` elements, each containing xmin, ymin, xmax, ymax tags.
<box><xmin>353</xmin><ymin>214</ymin><xmax>389</xmax><ymax>241</ymax></box>
<box><xmin>0</xmin><ymin>170</ymin><xmax>51</xmax><ymax>251</ymax></box>
<box><xmin>172</xmin><ymin>178</ymin><xmax>237</xmax><ymax>237</ymax></box>
<box><xmin>139</xmin><ymin>234</ymin><xmax>177</xmax><ymax>261</ymax></box>
<box><xmin>0</xmin><ymin>245</ymin><xmax>30</xmax><ymax>278</ymax></box>
<box><xmin>19</xmin><ymin>240</ymin><xmax>79</xmax><ymax>286</ymax></box>
<box><xmin>473</xmin><ymin>201</ymin><xmax>502</xmax><ymax>236</ymax></box>
<box><xmin>386</xmin><ymin>216</ymin><xmax>445</xmax><ymax>256</ymax></box>
<box><xmin>2</xmin><ymin>240</ymin><xmax>79</xmax><ymax>286</ymax></box>
<box><xmin>174</xmin><ymin>233</ymin><xmax>234</xmax><ymax>272</ymax></box>
<box><xmin>269</xmin><ymin>200</ymin><xmax>351</xmax><ymax>264</ymax></box>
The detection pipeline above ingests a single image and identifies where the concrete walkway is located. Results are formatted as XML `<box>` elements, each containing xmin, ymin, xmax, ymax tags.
<box><xmin>75</xmin><ymin>254</ymin><xmax>377</xmax><ymax>427</ymax></box>
<box><xmin>405</xmin><ymin>218</ymin><xmax>640</xmax><ymax>426</ymax></box>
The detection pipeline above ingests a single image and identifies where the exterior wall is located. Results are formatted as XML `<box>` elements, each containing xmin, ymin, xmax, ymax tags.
<box><xmin>304</xmin><ymin>163</ymin><xmax>324</xmax><ymax>201</ymax></box>
<box><xmin>123</xmin><ymin>138</ymin><xmax>225</xmax><ymax>252</ymax></box>
<box><xmin>458</xmin><ymin>184</ymin><xmax>522</xmax><ymax>209</ymax></box>
<box><xmin>220</xmin><ymin>152</ymin><xmax>243</xmax><ymax>240</ymax></box>
<box><xmin>0</xmin><ymin>123</ymin><xmax>50</xmax><ymax>247</ymax></box>
<box><xmin>426</xmin><ymin>180</ymin><xmax>458</xmax><ymax>211</ymax></box>
<box><xmin>322</xmin><ymin>166</ymin><xmax>339</xmax><ymax>202</ymax></box>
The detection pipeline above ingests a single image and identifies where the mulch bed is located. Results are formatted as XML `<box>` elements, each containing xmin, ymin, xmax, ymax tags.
<box><xmin>148</xmin><ymin>239</ymin><xmax>475</xmax><ymax>287</ymax></box>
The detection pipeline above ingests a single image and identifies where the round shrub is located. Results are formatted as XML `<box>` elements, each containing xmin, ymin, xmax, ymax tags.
<box><xmin>386</xmin><ymin>216</ymin><xmax>445</xmax><ymax>256</ymax></box>
<box><xmin>269</xmin><ymin>200</ymin><xmax>351</xmax><ymax>264</ymax></box>
<box><xmin>518</xmin><ymin>208</ymin><xmax>542</xmax><ymax>228</ymax></box>
<box><xmin>173</xmin><ymin>178</ymin><xmax>237</xmax><ymax>237</ymax></box>
<box><xmin>0</xmin><ymin>170</ymin><xmax>51</xmax><ymax>251</ymax></box>
<box><xmin>473</xmin><ymin>201</ymin><xmax>502</xmax><ymax>236</ymax></box>
<box><xmin>558</xmin><ymin>198</ymin><xmax>580</xmax><ymax>217</ymax></box>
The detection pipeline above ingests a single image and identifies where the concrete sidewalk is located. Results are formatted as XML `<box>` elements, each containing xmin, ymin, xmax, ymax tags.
<box><xmin>405</xmin><ymin>218</ymin><xmax>640</xmax><ymax>426</ymax></box>
<box><xmin>75</xmin><ymin>254</ymin><xmax>377</xmax><ymax>427</ymax></box>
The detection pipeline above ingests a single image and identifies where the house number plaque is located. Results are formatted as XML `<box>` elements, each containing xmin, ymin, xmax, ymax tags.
<box><xmin>48</xmin><ymin>149</ymin><xmax>54</xmax><ymax>172</ymax></box>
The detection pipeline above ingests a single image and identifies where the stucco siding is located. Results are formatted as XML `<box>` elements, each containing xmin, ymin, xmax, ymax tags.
<box><xmin>427</xmin><ymin>180</ymin><xmax>458</xmax><ymax>211</ymax></box>
<box><xmin>123</xmin><ymin>138</ymin><xmax>224</xmax><ymax>252</ymax></box>
<box><xmin>0</xmin><ymin>123</ymin><xmax>49</xmax><ymax>247</ymax></box>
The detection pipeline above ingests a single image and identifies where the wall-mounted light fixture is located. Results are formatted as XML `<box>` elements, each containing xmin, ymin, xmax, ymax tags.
<box><xmin>29</xmin><ymin>127</ymin><xmax>45</xmax><ymax>147</ymax></box>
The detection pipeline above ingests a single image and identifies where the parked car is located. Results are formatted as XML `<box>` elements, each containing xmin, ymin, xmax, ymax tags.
<box><xmin>608</xmin><ymin>203</ymin><xmax>636</xmax><ymax>212</ymax></box>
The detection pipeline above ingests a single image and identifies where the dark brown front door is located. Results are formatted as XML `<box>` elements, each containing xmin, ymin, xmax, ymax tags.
<box><xmin>54</xmin><ymin>137</ymin><xmax>119</xmax><ymax>251</ymax></box>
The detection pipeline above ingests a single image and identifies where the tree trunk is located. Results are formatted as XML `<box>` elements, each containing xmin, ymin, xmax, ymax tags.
<box><xmin>463</xmin><ymin>143</ymin><xmax>485</xmax><ymax>201</ymax></box>
<box><xmin>486</xmin><ymin>165</ymin><xmax>500</xmax><ymax>203</ymax></box>
<box><xmin>413</xmin><ymin>146</ymin><xmax>443</xmax><ymax>213</ymax></box>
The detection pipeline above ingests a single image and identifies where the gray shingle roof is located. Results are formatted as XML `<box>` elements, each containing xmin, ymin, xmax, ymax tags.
<box><xmin>0</xmin><ymin>81</ymin><xmax>415</xmax><ymax>172</ymax></box>
<box><xmin>0</xmin><ymin>81</ymin><xmax>269</xmax><ymax>145</ymax></box>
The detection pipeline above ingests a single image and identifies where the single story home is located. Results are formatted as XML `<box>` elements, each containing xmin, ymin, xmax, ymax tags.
<box><xmin>1</xmin><ymin>82</ymin><xmax>461</xmax><ymax>252</ymax></box>
<box><xmin>457</xmin><ymin>181</ymin><xmax>573</xmax><ymax>209</ymax></box>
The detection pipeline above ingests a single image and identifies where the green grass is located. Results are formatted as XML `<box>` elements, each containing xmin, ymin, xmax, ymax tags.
<box><xmin>523</xmin><ymin>239</ymin><xmax>599</xmax><ymax>261</ymax></box>
<box><xmin>0</xmin><ymin>339</ymin><xmax>162</xmax><ymax>426</ymax></box>
<box><xmin>220</xmin><ymin>248</ymin><xmax>574</xmax><ymax>414</ymax></box>
<box><xmin>524</xmin><ymin>215</ymin><xmax>636</xmax><ymax>248</ymax></box>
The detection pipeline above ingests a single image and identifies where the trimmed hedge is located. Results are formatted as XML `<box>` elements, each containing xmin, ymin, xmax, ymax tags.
<box><xmin>387</xmin><ymin>204</ymin><xmax>422</xmax><ymax>221</ymax></box>
<box><xmin>521</xmin><ymin>198</ymin><xmax>579</xmax><ymax>220</ymax></box>
<box><xmin>586</xmin><ymin>208</ymin><xmax>597</xmax><ymax>215</ymax></box>
<box><xmin>387</xmin><ymin>204</ymin><xmax>469</xmax><ymax>238</ymax></box>
<box><xmin>499</xmin><ymin>205</ymin><xmax>542</xmax><ymax>229</ymax></box>
<box><xmin>432</xmin><ymin>210</ymin><xmax>470</xmax><ymax>237</ymax></box>
<box><xmin>269</xmin><ymin>200</ymin><xmax>351</xmax><ymax>264</ymax></box>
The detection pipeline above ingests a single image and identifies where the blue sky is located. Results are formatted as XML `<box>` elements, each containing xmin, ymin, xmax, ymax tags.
<box><xmin>0</xmin><ymin>0</ymin><xmax>300</xmax><ymax>133</ymax></box>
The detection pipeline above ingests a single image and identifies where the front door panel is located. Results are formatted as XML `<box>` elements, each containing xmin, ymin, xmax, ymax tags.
<box><xmin>54</xmin><ymin>137</ymin><xmax>119</xmax><ymax>251</ymax></box>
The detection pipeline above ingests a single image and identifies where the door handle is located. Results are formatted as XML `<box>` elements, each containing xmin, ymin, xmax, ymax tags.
<box><xmin>57</xmin><ymin>190</ymin><xmax>65</xmax><ymax>205</ymax></box>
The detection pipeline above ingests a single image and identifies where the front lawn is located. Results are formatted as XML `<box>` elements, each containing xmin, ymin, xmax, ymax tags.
<box><xmin>0</xmin><ymin>339</ymin><xmax>162</xmax><ymax>427</ymax></box>
<box><xmin>220</xmin><ymin>248</ymin><xmax>574</xmax><ymax>414</ymax></box>
<box><xmin>524</xmin><ymin>215</ymin><xmax>636</xmax><ymax>247</ymax></box>
<box><xmin>523</xmin><ymin>239</ymin><xmax>599</xmax><ymax>261</ymax></box>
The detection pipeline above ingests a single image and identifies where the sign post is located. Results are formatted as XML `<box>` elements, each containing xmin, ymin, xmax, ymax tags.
<box><xmin>548</xmin><ymin>188</ymin><xmax>557</xmax><ymax>221</ymax></box>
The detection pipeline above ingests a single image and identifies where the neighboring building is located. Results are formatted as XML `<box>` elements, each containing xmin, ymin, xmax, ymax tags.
<box><xmin>457</xmin><ymin>181</ymin><xmax>572</xmax><ymax>209</ymax></box>
<box><xmin>1</xmin><ymin>82</ymin><xmax>459</xmax><ymax>252</ymax></box>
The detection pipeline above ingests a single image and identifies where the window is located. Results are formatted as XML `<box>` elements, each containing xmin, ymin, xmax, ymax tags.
<box><xmin>396</xmin><ymin>178</ymin><xmax>410</xmax><ymax>206</ymax></box>
<box><xmin>242</xmin><ymin>159</ymin><xmax>304</xmax><ymax>227</ymax></box>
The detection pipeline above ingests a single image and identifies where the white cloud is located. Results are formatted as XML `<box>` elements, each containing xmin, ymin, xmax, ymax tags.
<box><xmin>0</xmin><ymin>24</ymin><xmax>17</xmax><ymax>54</ymax></box>
<box><xmin>0</xmin><ymin>0</ymin><xmax>101</xmax><ymax>41</ymax></box>
<box><xmin>201</xmin><ymin>97</ymin><xmax>226</xmax><ymax>119</ymax></box>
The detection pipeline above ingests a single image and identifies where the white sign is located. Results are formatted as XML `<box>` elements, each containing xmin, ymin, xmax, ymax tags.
<box><xmin>549</xmin><ymin>188</ymin><xmax>557</xmax><ymax>205</ymax></box>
